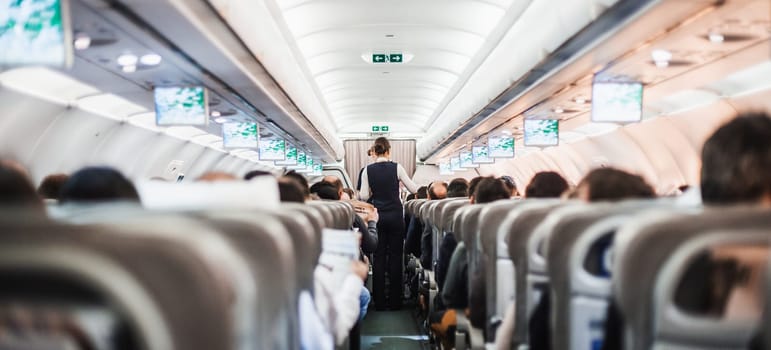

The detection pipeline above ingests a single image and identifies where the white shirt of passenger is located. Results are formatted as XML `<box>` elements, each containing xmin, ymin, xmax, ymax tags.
<box><xmin>359</xmin><ymin>157</ymin><xmax>419</xmax><ymax>201</ymax></box>
<box><xmin>313</xmin><ymin>265</ymin><xmax>364</xmax><ymax>345</ymax></box>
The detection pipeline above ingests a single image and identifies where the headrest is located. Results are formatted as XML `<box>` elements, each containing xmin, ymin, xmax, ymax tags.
<box><xmin>136</xmin><ymin>177</ymin><xmax>279</xmax><ymax>211</ymax></box>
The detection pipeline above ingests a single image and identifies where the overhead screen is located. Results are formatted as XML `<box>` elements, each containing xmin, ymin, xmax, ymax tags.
<box><xmin>154</xmin><ymin>86</ymin><xmax>209</xmax><ymax>126</ymax></box>
<box><xmin>487</xmin><ymin>133</ymin><xmax>515</xmax><ymax>158</ymax></box>
<box><xmin>259</xmin><ymin>138</ymin><xmax>286</xmax><ymax>161</ymax></box>
<box><xmin>459</xmin><ymin>151</ymin><xmax>478</xmax><ymax>168</ymax></box>
<box><xmin>0</xmin><ymin>0</ymin><xmax>72</xmax><ymax>67</ymax></box>
<box><xmin>524</xmin><ymin>119</ymin><xmax>559</xmax><ymax>147</ymax></box>
<box><xmin>439</xmin><ymin>162</ymin><xmax>453</xmax><ymax>175</ymax></box>
<box><xmin>591</xmin><ymin>81</ymin><xmax>643</xmax><ymax>123</ymax></box>
<box><xmin>275</xmin><ymin>145</ymin><xmax>298</xmax><ymax>166</ymax></box>
<box><xmin>471</xmin><ymin>145</ymin><xmax>494</xmax><ymax>164</ymax></box>
<box><xmin>222</xmin><ymin>122</ymin><xmax>258</xmax><ymax>148</ymax></box>
<box><xmin>450</xmin><ymin>156</ymin><xmax>462</xmax><ymax>172</ymax></box>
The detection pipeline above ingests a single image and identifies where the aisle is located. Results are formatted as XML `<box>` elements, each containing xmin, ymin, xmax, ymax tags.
<box><xmin>360</xmin><ymin>310</ymin><xmax>429</xmax><ymax>350</ymax></box>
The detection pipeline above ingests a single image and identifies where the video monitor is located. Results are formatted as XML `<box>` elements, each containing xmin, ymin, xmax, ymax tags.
<box><xmin>439</xmin><ymin>162</ymin><xmax>453</xmax><ymax>175</ymax></box>
<box><xmin>297</xmin><ymin>158</ymin><xmax>313</xmax><ymax>174</ymax></box>
<box><xmin>154</xmin><ymin>86</ymin><xmax>209</xmax><ymax>126</ymax></box>
<box><xmin>275</xmin><ymin>145</ymin><xmax>298</xmax><ymax>166</ymax></box>
<box><xmin>450</xmin><ymin>156</ymin><xmax>462</xmax><ymax>172</ymax></box>
<box><xmin>295</xmin><ymin>151</ymin><xmax>307</xmax><ymax>168</ymax></box>
<box><xmin>591</xmin><ymin>81</ymin><xmax>643</xmax><ymax>123</ymax></box>
<box><xmin>310</xmin><ymin>163</ymin><xmax>323</xmax><ymax>176</ymax></box>
<box><xmin>524</xmin><ymin>119</ymin><xmax>559</xmax><ymax>147</ymax></box>
<box><xmin>487</xmin><ymin>132</ymin><xmax>515</xmax><ymax>158</ymax></box>
<box><xmin>222</xmin><ymin>122</ymin><xmax>258</xmax><ymax>149</ymax></box>
<box><xmin>0</xmin><ymin>0</ymin><xmax>73</xmax><ymax>67</ymax></box>
<box><xmin>259</xmin><ymin>138</ymin><xmax>286</xmax><ymax>161</ymax></box>
<box><xmin>472</xmin><ymin>145</ymin><xmax>494</xmax><ymax>164</ymax></box>
<box><xmin>459</xmin><ymin>151</ymin><xmax>478</xmax><ymax>168</ymax></box>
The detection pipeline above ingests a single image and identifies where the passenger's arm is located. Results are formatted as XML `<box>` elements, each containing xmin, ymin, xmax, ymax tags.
<box><xmin>397</xmin><ymin>164</ymin><xmax>419</xmax><ymax>193</ymax></box>
<box><xmin>355</xmin><ymin>215</ymin><xmax>378</xmax><ymax>255</ymax></box>
<box><xmin>441</xmin><ymin>243</ymin><xmax>467</xmax><ymax>308</ymax></box>
<box><xmin>359</xmin><ymin>168</ymin><xmax>371</xmax><ymax>201</ymax></box>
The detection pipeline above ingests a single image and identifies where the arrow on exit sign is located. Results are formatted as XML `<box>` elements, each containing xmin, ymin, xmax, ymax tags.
<box><xmin>389</xmin><ymin>54</ymin><xmax>402</xmax><ymax>63</ymax></box>
<box><xmin>372</xmin><ymin>54</ymin><xmax>387</xmax><ymax>63</ymax></box>
<box><xmin>372</xmin><ymin>126</ymin><xmax>380</xmax><ymax>132</ymax></box>
<box><xmin>381</xmin><ymin>126</ymin><xmax>389</xmax><ymax>132</ymax></box>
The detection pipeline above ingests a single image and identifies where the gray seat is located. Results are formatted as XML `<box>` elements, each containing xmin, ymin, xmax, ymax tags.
<box><xmin>614</xmin><ymin>206</ymin><xmax>771</xmax><ymax>350</ymax></box>
<box><xmin>0</xmin><ymin>211</ymin><xmax>235</xmax><ymax>350</ymax></box>
<box><xmin>544</xmin><ymin>200</ymin><xmax>673</xmax><ymax>350</ymax></box>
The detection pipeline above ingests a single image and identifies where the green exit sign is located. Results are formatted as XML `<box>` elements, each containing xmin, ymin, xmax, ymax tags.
<box><xmin>381</xmin><ymin>125</ymin><xmax>389</xmax><ymax>132</ymax></box>
<box><xmin>372</xmin><ymin>53</ymin><xmax>403</xmax><ymax>64</ymax></box>
<box><xmin>372</xmin><ymin>126</ymin><xmax>380</xmax><ymax>132</ymax></box>
<box><xmin>371</xmin><ymin>125</ymin><xmax>389</xmax><ymax>133</ymax></box>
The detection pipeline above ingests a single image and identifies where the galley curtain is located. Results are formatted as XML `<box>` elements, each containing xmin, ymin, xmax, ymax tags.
<box><xmin>345</xmin><ymin>139</ymin><xmax>416</xmax><ymax>190</ymax></box>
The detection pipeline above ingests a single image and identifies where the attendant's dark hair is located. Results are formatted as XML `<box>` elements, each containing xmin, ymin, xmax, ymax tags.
<box><xmin>278</xmin><ymin>179</ymin><xmax>305</xmax><ymax>203</ymax></box>
<box><xmin>447</xmin><ymin>178</ymin><xmax>469</xmax><ymax>198</ymax></box>
<box><xmin>577</xmin><ymin>167</ymin><xmax>654</xmax><ymax>202</ymax></box>
<box><xmin>310</xmin><ymin>181</ymin><xmax>340</xmax><ymax>200</ymax></box>
<box><xmin>60</xmin><ymin>167</ymin><xmax>140</xmax><ymax>203</ymax></box>
<box><xmin>38</xmin><ymin>173</ymin><xmax>69</xmax><ymax>200</ymax></box>
<box><xmin>372</xmin><ymin>137</ymin><xmax>391</xmax><ymax>156</ymax></box>
<box><xmin>474</xmin><ymin>177</ymin><xmax>510</xmax><ymax>204</ymax></box>
<box><xmin>416</xmin><ymin>186</ymin><xmax>428</xmax><ymax>199</ymax></box>
<box><xmin>701</xmin><ymin>112</ymin><xmax>771</xmax><ymax>205</ymax></box>
<box><xmin>0</xmin><ymin>160</ymin><xmax>42</xmax><ymax>209</ymax></box>
<box><xmin>525</xmin><ymin>171</ymin><xmax>569</xmax><ymax>198</ymax></box>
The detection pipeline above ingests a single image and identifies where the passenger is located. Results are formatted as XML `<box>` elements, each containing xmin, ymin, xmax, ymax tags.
<box><xmin>0</xmin><ymin>160</ymin><xmax>43</xmax><ymax>210</ymax></box>
<box><xmin>447</xmin><ymin>178</ymin><xmax>469</xmax><ymax>198</ymax></box>
<box><xmin>416</xmin><ymin>185</ymin><xmax>428</xmax><ymax>199</ymax></box>
<box><xmin>283</xmin><ymin>170</ymin><xmax>311</xmax><ymax>200</ymax></box>
<box><xmin>500</xmin><ymin>175</ymin><xmax>518</xmax><ymax>197</ymax></box>
<box><xmin>37</xmin><ymin>173</ymin><xmax>69</xmax><ymax>201</ymax></box>
<box><xmin>575</xmin><ymin>167</ymin><xmax>655</xmax><ymax>202</ymax></box>
<box><xmin>197</xmin><ymin>171</ymin><xmax>237</xmax><ymax>182</ymax></box>
<box><xmin>278</xmin><ymin>178</ymin><xmax>306</xmax><ymax>203</ymax></box>
<box><xmin>59</xmin><ymin>167</ymin><xmax>140</xmax><ymax>203</ymax></box>
<box><xmin>342</xmin><ymin>188</ymin><xmax>356</xmax><ymax>201</ymax></box>
<box><xmin>359</xmin><ymin>137</ymin><xmax>419</xmax><ymax>310</ymax></box>
<box><xmin>468</xmin><ymin>176</ymin><xmax>483</xmax><ymax>201</ymax></box>
<box><xmin>404</xmin><ymin>185</ymin><xmax>429</xmax><ymax>259</ymax></box>
<box><xmin>418</xmin><ymin>181</ymin><xmax>448</xmax><ymax>269</ymax></box>
<box><xmin>243</xmin><ymin>170</ymin><xmax>273</xmax><ymax>180</ymax></box>
<box><xmin>525</xmin><ymin>171</ymin><xmax>569</xmax><ymax>198</ymax></box>
<box><xmin>430</xmin><ymin>177</ymin><xmax>511</xmax><ymax>348</ymax></box>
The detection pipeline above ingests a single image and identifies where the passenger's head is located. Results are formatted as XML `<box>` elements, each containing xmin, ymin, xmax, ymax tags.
<box><xmin>416</xmin><ymin>186</ymin><xmax>428</xmax><ymax>199</ymax></box>
<box><xmin>372</xmin><ymin>137</ymin><xmax>391</xmax><ymax>157</ymax></box>
<box><xmin>701</xmin><ymin>112</ymin><xmax>771</xmax><ymax>206</ymax></box>
<box><xmin>37</xmin><ymin>173</ymin><xmax>69</xmax><ymax>200</ymax></box>
<box><xmin>525</xmin><ymin>171</ymin><xmax>569</xmax><ymax>198</ymax></box>
<box><xmin>0</xmin><ymin>160</ymin><xmax>43</xmax><ymax>210</ymax></box>
<box><xmin>474</xmin><ymin>177</ymin><xmax>511</xmax><ymax>204</ymax></box>
<box><xmin>197</xmin><ymin>172</ymin><xmax>237</xmax><ymax>182</ymax></box>
<box><xmin>500</xmin><ymin>175</ymin><xmax>517</xmax><ymax>197</ymax></box>
<box><xmin>278</xmin><ymin>178</ymin><xmax>306</xmax><ymax>203</ymax></box>
<box><xmin>468</xmin><ymin>176</ymin><xmax>483</xmax><ymax>200</ymax></box>
<box><xmin>282</xmin><ymin>171</ymin><xmax>310</xmax><ymax>199</ymax></box>
<box><xmin>243</xmin><ymin>170</ymin><xmax>273</xmax><ymax>181</ymax></box>
<box><xmin>342</xmin><ymin>188</ymin><xmax>355</xmax><ymax>201</ymax></box>
<box><xmin>322</xmin><ymin>175</ymin><xmax>345</xmax><ymax>198</ymax></box>
<box><xmin>428</xmin><ymin>181</ymin><xmax>447</xmax><ymax>200</ymax></box>
<box><xmin>310</xmin><ymin>181</ymin><xmax>340</xmax><ymax>200</ymax></box>
<box><xmin>576</xmin><ymin>167</ymin><xmax>655</xmax><ymax>202</ymax></box>
<box><xmin>60</xmin><ymin>167</ymin><xmax>140</xmax><ymax>203</ymax></box>
<box><xmin>447</xmin><ymin>178</ymin><xmax>469</xmax><ymax>198</ymax></box>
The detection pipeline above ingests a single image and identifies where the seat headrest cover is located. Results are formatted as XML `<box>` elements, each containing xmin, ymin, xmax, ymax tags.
<box><xmin>136</xmin><ymin>177</ymin><xmax>279</xmax><ymax>211</ymax></box>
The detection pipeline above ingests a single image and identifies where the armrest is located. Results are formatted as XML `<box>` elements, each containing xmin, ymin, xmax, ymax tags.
<box><xmin>455</xmin><ymin>310</ymin><xmax>470</xmax><ymax>350</ymax></box>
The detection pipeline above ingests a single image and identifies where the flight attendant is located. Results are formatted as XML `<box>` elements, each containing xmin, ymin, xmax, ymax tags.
<box><xmin>359</xmin><ymin>137</ymin><xmax>418</xmax><ymax>310</ymax></box>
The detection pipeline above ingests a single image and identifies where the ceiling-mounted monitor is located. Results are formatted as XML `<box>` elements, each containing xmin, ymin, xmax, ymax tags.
<box><xmin>472</xmin><ymin>145</ymin><xmax>495</xmax><ymax>164</ymax></box>
<box><xmin>310</xmin><ymin>163</ymin><xmax>323</xmax><ymax>176</ymax></box>
<box><xmin>459</xmin><ymin>151</ymin><xmax>479</xmax><ymax>168</ymax></box>
<box><xmin>258</xmin><ymin>137</ymin><xmax>286</xmax><ymax>161</ymax></box>
<box><xmin>439</xmin><ymin>162</ymin><xmax>453</xmax><ymax>175</ymax></box>
<box><xmin>0</xmin><ymin>0</ymin><xmax>73</xmax><ymax>67</ymax></box>
<box><xmin>154</xmin><ymin>86</ymin><xmax>209</xmax><ymax>126</ymax></box>
<box><xmin>487</xmin><ymin>132</ymin><xmax>515</xmax><ymax>158</ymax></box>
<box><xmin>291</xmin><ymin>151</ymin><xmax>307</xmax><ymax>170</ymax></box>
<box><xmin>275</xmin><ymin>145</ymin><xmax>298</xmax><ymax>166</ymax></box>
<box><xmin>524</xmin><ymin>119</ymin><xmax>559</xmax><ymax>147</ymax></box>
<box><xmin>222</xmin><ymin>122</ymin><xmax>258</xmax><ymax>149</ymax></box>
<box><xmin>591</xmin><ymin>80</ymin><xmax>643</xmax><ymax>123</ymax></box>
<box><xmin>450</xmin><ymin>156</ymin><xmax>463</xmax><ymax>172</ymax></box>
<box><xmin>297</xmin><ymin>158</ymin><xmax>313</xmax><ymax>173</ymax></box>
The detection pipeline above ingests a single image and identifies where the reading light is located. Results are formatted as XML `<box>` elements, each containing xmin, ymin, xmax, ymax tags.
<box><xmin>651</xmin><ymin>49</ymin><xmax>672</xmax><ymax>68</ymax></box>
<box><xmin>121</xmin><ymin>65</ymin><xmax>137</xmax><ymax>73</ymax></box>
<box><xmin>708</xmin><ymin>32</ymin><xmax>725</xmax><ymax>43</ymax></box>
<box><xmin>117</xmin><ymin>53</ymin><xmax>138</xmax><ymax>66</ymax></box>
<box><xmin>140</xmin><ymin>53</ymin><xmax>162</xmax><ymax>66</ymax></box>
<box><xmin>73</xmin><ymin>35</ymin><xmax>91</xmax><ymax>50</ymax></box>
<box><xmin>655</xmin><ymin>60</ymin><xmax>669</xmax><ymax>68</ymax></box>
<box><xmin>553</xmin><ymin>107</ymin><xmax>564</xmax><ymax>114</ymax></box>
<box><xmin>574</xmin><ymin>97</ymin><xmax>587</xmax><ymax>104</ymax></box>
<box><xmin>214</xmin><ymin>117</ymin><xmax>228</xmax><ymax>124</ymax></box>
<box><xmin>211</xmin><ymin>111</ymin><xmax>221</xmax><ymax>117</ymax></box>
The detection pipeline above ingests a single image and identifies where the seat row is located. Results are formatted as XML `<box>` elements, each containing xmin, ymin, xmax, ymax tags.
<box><xmin>0</xmin><ymin>199</ymin><xmax>356</xmax><ymax>350</ymax></box>
<box><xmin>405</xmin><ymin>198</ymin><xmax>771</xmax><ymax>350</ymax></box>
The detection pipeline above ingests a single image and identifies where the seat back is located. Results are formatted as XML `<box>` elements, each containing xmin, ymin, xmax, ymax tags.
<box><xmin>614</xmin><ymin>207</ymin><xmax>771</xmax><ymax>350</ymax></box>
<box><xmin>505</xmin><ymin>202</ymin><xmax>578</xmax><ymax>346</ymax></box>
<box><xmin>0</xmin><ymin>213</ymin><xmax>235</xmax><ymax>350</ymax></box>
